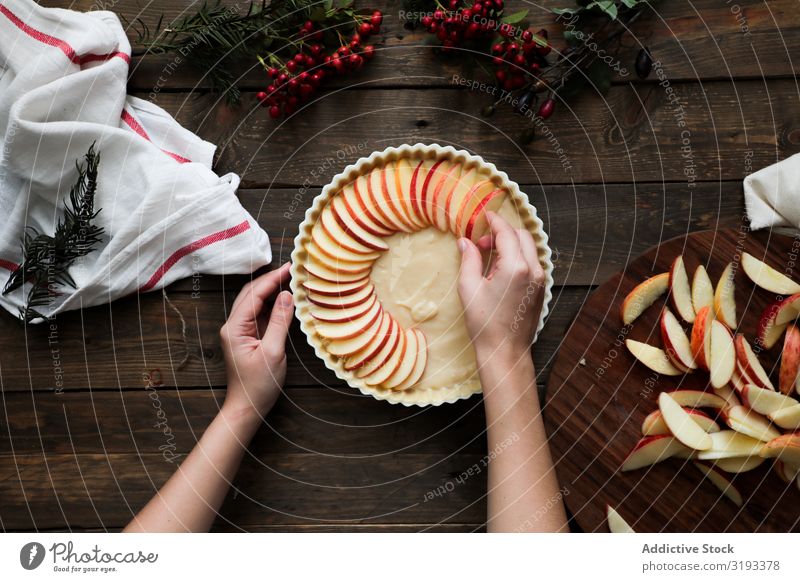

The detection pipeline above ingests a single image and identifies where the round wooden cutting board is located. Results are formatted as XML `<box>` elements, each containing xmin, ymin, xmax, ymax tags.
<box><xmin>545</xmin><ymin>228</ymin><xmax>800</xmax><ymax>533</ymax></box>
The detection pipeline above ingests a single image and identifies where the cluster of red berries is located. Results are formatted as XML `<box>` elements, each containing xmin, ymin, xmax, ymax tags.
<box><xmin>491</xmin><ymin>28</ymin><xmax>551</xmax><ymax>93</ymax></box>
<box><xmin>419</xmin><ymin>0</ymin><xmax>506</xmax><ymax>49</ymax></box>
<box><xmin>256</xmin><ymin>11</ymin><xmax>382</xmax><ymax>118</ymax></box>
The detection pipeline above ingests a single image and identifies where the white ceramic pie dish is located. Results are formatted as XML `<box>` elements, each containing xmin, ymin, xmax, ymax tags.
<box><xmin>289</xmin><ymin>143</ymin><xmax>554</xmax><ymax>406</ymax></box>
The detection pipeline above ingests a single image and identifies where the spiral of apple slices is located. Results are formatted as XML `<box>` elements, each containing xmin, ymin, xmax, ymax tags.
<box><xmin>301</xmin><ymin>157</ymin><xmax>508</xmax><ymax>391</ymax></box>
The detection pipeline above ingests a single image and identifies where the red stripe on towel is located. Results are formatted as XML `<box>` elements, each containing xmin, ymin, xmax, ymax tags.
<box><xmin>120</xmin><ymin>109</ymin><xmax>192</xmax><ymax>164</ymax></box>
<box><xmin>0</xmin><ymin>259</ymin><xmax>19</xmax><ymax>272</ymax></box>
<box><xmin>139</xmin><ymin>220</ymin><xmax>251</xmax><ymax>292</ymax></box>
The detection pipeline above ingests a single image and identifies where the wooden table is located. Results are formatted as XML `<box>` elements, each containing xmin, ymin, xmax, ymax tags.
<box><xmin>1</xmin><ymin>0</ymin><xmax>799</xmax><ymax>532</ymax></box>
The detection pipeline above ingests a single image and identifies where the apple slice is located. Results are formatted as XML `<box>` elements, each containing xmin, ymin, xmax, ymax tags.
<box><xmin>779</xmin><ymin>324</ymin><xmax>800</xmax><ymax>395</ymax></box>
<box><xmin>775</xmin><ymin>459</ymin><xmax>800</xmax><ymax>483</ymax></box>
<box><xmin>419</xmin><ymin>160</ymin><xmax>452</xmax><ymax>224</ymax></box>
<box><xmin>429</xmin><ymin>163</ymin><xmax>463</xmax><ymax>231</ymax></box>
<box><xmin>392</xmin><ymin>329</ymin><xmax>428</xmax><ymax>391</ymax></box>
<box><xmin>375</xmin><ymin>163</ymin><xmax>415</xmax><ymax>232</ymax></box>
<box><xmin>713</xmin><ymin>262</ymin><xmax>737</xmax><ymax>328</ymax></box>
<box><xmin>625</xmin><ymin>340</ymin><xmax>682</xmax><ymax>376</ymax></box>
<box><xmin>302</xmin><ymin>276</ymin><xmax>370</xmax><ymax>296</ymax></box>
<box><xmin>307</xmin><ymin>282</ymin><xmax>375</xmax><ymax>309</ymax></box>
<box><xmin>364</xmin><ymin>167</ymin><xmax>404</xmax><ymax>233</ymax></box>
<box><xmin>666</xmin><ymin>389</ymin><xmax>727</xmax><ymax>410</ymax></box>
<box><xmin>330</xmin><ymin>191</ymin><xmax>390</xmax><ymax>252</ymax></box>
<box><xmin>658</xmin><ymin>392</ymin><xmax>713</xmax><ymax>450</ymax></box>
<box><xmin>621</xmin><ymin>435</ymin><xmax>692</xmax><ymax>471</ymax></box>
<box><xmin>444</xmin><ymin>166</ymin><xmax>480</xmax><ymax>233</ymax></box>
<box><xmin>669</xmin><ymin>256</ymin><xmax>696</xmax><ymax>323</ymax></box>
<box><xmin>709</xmin><ymin>320</ymin><xmax>735</xmax><ymax>388</ymax></box>
<box><xmin>319</xmin><ymin>205</ymin><xmax>380</xmax><ymax>255</ymax></box>
<box><xmin>454</xmin><ymin>179</ymin><xmax>496</xmax><ymax>237</ymax></box>
<box><xmin>409</xmin><ymin>159</ymin><xmax>437</xmax><ymax>225</ymax></box>
<box><xmin>692</xmin><ymin>462</ymin><xmax>743</xmax><ymax>507</ymax></box>
<box><xmin>361</xmin><ymin>322</ymin><xmax>409</xmax><ymax>386</ymax></box>
<box><xmin>304</xmin><ymin>260</ymin><xmax>371</xmax><ymax>284</ymax></box>
<box><xmin>735</xmin><ymin>335</ymin><xmax>775</xmax><ymax>390</ymax></box>
<box><xmin>382</xmin><ymin>328</ymin><xmax>420</xmax><ymax>389</ymax></box>
<box><xmin>314</xmin><ymin>298</ymin><xmax>382</xmax><ymax>340</ymax></box>
<box><xmin>759</xmin><ymin>434</ymin><xmax>800</xmax><ymax>465</ymax></box>
<box><xmin>740</xmin><ymin>383</ymin><xmax>798</xmax><ymax>416</ymax></box>
<box><xmin>720</xmin><ymin>405</ymin><xmax>781</xmax><ymax>442</ymax></box>
<box><xmin>696</xmin><ymin>430</ymin><xmax>765</xmax><ymax>460</ymax></box>
<box><xmin>691</xmin><ymin>265</ymin><xmax>714</xmax><ymax>313</ymax></box>
<box><xmin>690</xmin><ymin>305</ymin><xmax>714</xmax><ymax>369</ymax></box>
<box><xmin>393</xmin><ymin>157</ymin><xmax>426</xmax><ymax>230</ymax></box>
<box><xmin>328</xmin><ymin>309</ymin><xmax>388</xmax><ymax>358</ymax></box>
<box><xmin>741</xmin><ymin>252</ymin><xmax>800</xmax><ymax>295</ymax></box>
<box><xmin>642</xmin><ymin>408</ymin><xmax>720</xmax><ymax>436</ymax></box>
<box><xmin>305</xmin><ymin>241</ymin><xmax>375</xmax><ymax>275</ymax></box>
<box><xmin>714</xmin><ymin>383</ymin><xmax>741</xmax><ymax>409</ymax></box>
<box><xmin>350</xmin><ymin>174</ymin><xmax>394</xmax><ymax>236</ymax></box>
<box><xmin>713</xmin><ymin>455</ymin><xmax>765</xmax><ymax>473</ymax></box>
<box><xmin>355</xmin><ymin>317</ymin><xmax>402</xmax><ymax>379</ymax></box>
<box><xmin>769</xmin><ymin>403</ymin><xmax>800</xmax><ymax>430</ymax></box>
<box><xmin>661</xmin><ymin>308</ymin><xmax>697</xmax><ymax>371</ymax></box>
<box><xmin>311</xmin><ymin>217</ymin><xmax>382</xmax><ymax>263</ymax></box>
<box><xmin>606</xmin><ymin>506</ymin><xmax>635</xmax><ymax>533</ymax></box>
<box><xmin>756</xmin><ymin>300</ymin><xmax>790</xmax><ymax>350</ymax></box>
<box><xmin>621</xmin><ymin>273</ymin><xmax>670</xmax><ymax>325</ymax></box>
<box><xmin>310</xmin><ymin>292</ymin><xmax>377</xmax><ymax>323</ymax></box>
<box><xmin>464</xmin><ymin>188</ymin><xmax>505</xmax><ymax>243</ymax></box>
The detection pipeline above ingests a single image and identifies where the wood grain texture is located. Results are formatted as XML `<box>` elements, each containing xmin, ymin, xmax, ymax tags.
<box><xmin>545</xmin><ymin>228</ymin><xmax>800</xmax><ymax>533</ymax></box>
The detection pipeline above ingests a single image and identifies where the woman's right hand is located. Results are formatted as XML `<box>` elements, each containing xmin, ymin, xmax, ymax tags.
<box><xmin>456</xmin><ymin>212</ymin><xmax>547</xmax><ymax>364</ymax></box>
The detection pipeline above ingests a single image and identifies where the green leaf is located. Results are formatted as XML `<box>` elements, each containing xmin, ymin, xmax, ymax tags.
<box><xmin>586</xmin><ymin>60</ymin><xmax>612</xmax><ymax>94</ymax></box>
<box><xmin>562</xmin><ymin>29</ymin><xmax>580</xmax><ymax>45</ymax></box>
<box><xmin>324</xmin><ymin>0</ymin><xmax>334</xmax><ymax>10</ymax></box>
<box><xmin>620</xmin><ymin>0</ymin><xmax>640</xmax><ymax>6</ymax></box>
<box><xmin>501</xmin><ymin>9</ymin><xmax>528</xmax><ymax>24</ymax></box>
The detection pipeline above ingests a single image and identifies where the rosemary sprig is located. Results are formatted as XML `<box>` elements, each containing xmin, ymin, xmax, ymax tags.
<box><xmin>3</xmin><ymin>144</ymin><xmax>105</xmax><ymax>323</ymax></box>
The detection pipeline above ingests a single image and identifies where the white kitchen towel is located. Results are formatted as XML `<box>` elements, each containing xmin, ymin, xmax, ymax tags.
<box><xmin>744</xmin><ymin>152</ymin><xmax>800</xmax><ymax>231</ymax></box>
<box><xmin>0</xmin><ymin>0</ymin><xmax>271</xmax><ymax>321</ymax></box>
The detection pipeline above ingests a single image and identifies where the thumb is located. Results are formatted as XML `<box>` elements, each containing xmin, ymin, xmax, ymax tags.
<box><xmin>456</xmin><ymin>238</ymin><xmax>483</xmax><ymax>297</ymax></box>
<box><xmin>261</xmin><ymin>290</ymin><xmax>294</xmax><ymax>353</ymax></box>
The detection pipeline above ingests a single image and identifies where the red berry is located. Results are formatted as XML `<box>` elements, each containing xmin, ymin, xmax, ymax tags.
<box><xmin>283</xmin><ymin>104</ymin><xmax>295</xmax><ymax>115</ymax></box>
<box><xmin>359</xmin><ymin>22</ymin><xmax>372</xmax><ymax>36</ymax></box>
<box><xmin>267</xmin><ymin>84</ymin><xmax>277</xmax><ymax>94</ymax></box>
<box><xmin>287</xmin><ymin>78</ymin><xmax>299</xmax><ymax>93</ymax></box>
<box><xmin>256</xmin><ymin>91</ymin><xmax>268</xmax><ymax>102</ymax></box>
<box><xmin>434</xmin><ymin>10</ymin><xmax>444</xmax><ymax>20</ymax></box>
<box><xmin>462</xmin><ymin>9</ymin><xmax>472</xmax><ymax>20</ymax></box>
<box><xmin>303</xmin><ymin>20</ymin><xmax>315</xmax><ymax>32</ymax></box>
<box><xmin>311</xmin><ymin>72</ymin><xmax>324</xmax><ymax>85</ymax></box>
<box><xmin>522</xmin><ymin>30</ymin><xmax>532</xmax><ymax>42</ymax></box>
<box><xmin>286</xmin><ymin>60</ymin><xmax>298</xmax><ymax>73</ymax></box>
<box><xmin>472</xmin><ymin>3</ymin><xmax>483</xmax><ymax>12</ymax></box>
<box><xmin>421</xmin><ymin>16</ymin><xmax>433</xmax><ymax>27</ymax></box>
<box><xmin>371</xmin><ymin>11</ymin><xmax>383</xmax><ymax>28</ymax></box>
<box><xmin>310</xmin><ymin>44</ymin><xmax>324</xmax><ymax>57</ymax></box>
<box><xmin>491</xmin><ymin>43</ymin><xmax>503</xmax><ymax>55</ymax></box>
<box><xmin>287</xmin><ymin>96</ymin><xmax>299</xmax><ymax>108</ymax></box>
<box><xmin>349</xmin><ymin>54</ymin><xmax>363</xmax><ymax>68</ymax></box>
<box><xmin>277</xmin><ymin>73</ymin><xmax>288</xmax><ymax>84</ymax></box>
<box><xmin>269</xmin><ymin>105</ymin><xmax>281</xmax><ymax>119</ymax></box>
<box><xmin>268</xmin><ymin>67</ymin><xmax>279</xmax><ymax>78</ymax></box>
<box><xmin>299</xmin><ymin>84</ymin><xmax>314</xmax><ymax>100</ymax></box>
<box><xmin>495</xmin><ymin>69</ymin><xmax>507</xmax><ymax>83</ymax></box>
<box><xmin>537</xmin><ymin>98</ymin><xmax>555</xmax><ymax>119</ymax></box>
<box><xmin>363</xmin><ymin>45</ymin><xmax>375</xmax><ymax>60</ymax></box>
<box><xmin>492</xmin><ymin>56</ymin><xmax>503</xmax><ymax>66</ymax></box>
<box><xmin>340</xmin><ymin>46</ymin><xmax>351</xmax><ymax>57</ymax></box>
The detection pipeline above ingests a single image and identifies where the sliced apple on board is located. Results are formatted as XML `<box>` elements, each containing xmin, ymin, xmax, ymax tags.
<box><xmin>338</xmin><ymin>311</ymin><xmax>392</xmax><ymax>364</ymax></box>
<box><xmin>307</xmin><ymin>282</ymin><xmax>375</xmax><ymax>310</ymax></box>
<box><xmin>719</xmin><ymin>405</ymin><xmax>781</xmax><ymax>442</ymax></box>
<box><xmin>769</xmin><ymin>403</ymin><xmax>800</xmax><ymax>430</ymax></box>
<box><xmin>393</xmin><ymin>157</ymin><xmax>426</xmax><ymax>230</ymax></box>
<box><xmin>670</xmin><ymin>256</ymin><xmax>696</xmax><ymax>323</ymax></box>
<box><xmin>606</xmin><ymin>505</ymin><xmax>635</xmax><ymax>533</ymax></box>
<box><xmin>641</xmin><ymin>408</ymin><xmax>720</xmax><ymax>436</ymax></box>
<box><xmin>658</xmin><ymin>392</ymin><xmax>712</xmax><ymax>450</ymax></box>
<box><xmin>708</xmin><ymin>320</ymin><xmax>736</xmax><ymax>388</ymax></box>
<box><xmin>756</xmin><ymin>298</ymin><xmax>795</xmax><ymax>350</ymax></box>
<box><xmin>377</xmin><ymin>163</ymin><xmax>416</xmax><ymax>232</ymax></box>
<box><xmin>408</xmin><ymin>159</ymin><xmax>436</xmax><ymax>226</ymax></box>
<box><xmin>660</xmin><ymin>308</ymin><xmax>697</xmax><ymax>372</ymax></box>
<box><xmin>740</xmin><ymin>383</ymin><xmax>798</xmax><ymax>416</ymax></box>
<box><xmin>713</xmin><ymin>262</ymin><xmax>737</xmax><ymax>328</ymax></box>
<box><xmin>347</xmin><ymin>175</ymin><xmax>395</xmax><ymax>237</ymax></box>
<box><xmin>302</xmin><ymin>276</ymin><xmax>370</xmax><ymax>297</ymax></box>
<box><xmin>759</xmin><ymin>434</ymin><xmax>800</xmax><ymax>466</ymax></box>
<box><xmin>696</xmin><ymin>430</ymin><xmax>765</xmax><ymax>460</ymax></box>
<box><xmin>741</xmin><ymin>251</ymin><xmax>800</xmax><ymax>295</ymax></box>
<box><xmin>621</xmin><ymin>435</ymin><xmax>693</xmax><ymax>471</ymax></box>
<box><xmin>319</xmin><ymin>204</ymin><xmax>383</xmax><ymax>256</ymax></box>
<box><xmin>774</xmin><ymin>459</ymin><xmax>800</xmax><ymax>483</ymax></box>
<box><xmin>714</xmin><ymin>383</ymin><xmax>741</xmax><ymax>409</ymax></box>
<box><xmin>309</xmin><ymin>291</ymin><xmax>378</xmax><ymax>323</ymax></box>
<box><xmin>330</xmin><ymin>191</ymin><xmax>390</xmax><ymax>252</ymax></box>
<box><xmin>713</xmin><ymin>455</ymin><xmax>765</xmax><ymax>473</ymax></box>
<box><xmin>734</xmin><ymin>335</ymin><xmax>775</xmax><ymax>391</ymax></box>
<box><xmin>779</xmin><ymin>324</ymin><xmax>800</xmax><ymax>395</ymax></box>
<box><xmin>692</xmin><ymin>462</ymin><xmax>743</xmax><ymax>507</ymax></box>
<box><xmin>625</xmin><ymin>340</ymin><xmax>682</xmax><ymax>376</ymax></box>
<box><xmin>314</xmin><ymin>299</ymin><xmax>382</xmax><ymax>340</ymax></box>
<box><xmin>690</xmin><ymin>306</ymin><xmax>714</xmax><ymax>370</ymax></box>
<box><xmin>691</xmin><ymin>264</ymin><xmax>715</xmax><ymax>313</ymax></box>
<box><xmin>305</xmin><ymin>241</ymin><xmax>375</xmax><ymax>275</ymax></box>
<box><xmin>666</xmin><ymin>389</ymin><xmax>727</xmax><ymax>410</ymax></box>
<box><xmin>620</xmin><ymin>273</ymin><xmax>670</xmax><ymax>325</ymax></box>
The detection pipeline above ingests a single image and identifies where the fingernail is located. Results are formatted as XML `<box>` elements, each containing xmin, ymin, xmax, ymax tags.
<box><xmin>277</xmin><ymin>291</ymin><xmax>293</xmax><ymax>307</ymax></box>
<box><xmin>457</xmin><ymin>239</ymin><xmax>467</xmax><ymax>253</ymax></box>
<box><xmin>282</xmin><ymin>261</ymin><xmax>292</xmax><ymax>269</ymax></box>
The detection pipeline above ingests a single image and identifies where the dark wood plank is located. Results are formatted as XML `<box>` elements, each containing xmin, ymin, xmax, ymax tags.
<box><xmin>42</xmin><ymin>0</ymin><xmax>800</xmax><ymax>89</ymax></box>
<box><xmin>3</xmin><ymin>523</ymin><xmax>483</xmax><ymax>532</ymax></box>
<box><xmin>0</xmin><ymin>388</ymin><xmax>488</xmax><ymax>455</ymax></box>
<box><xmin>0</xmin><ymin>284</ymin><xmax>579</xmax><ymax>391</ymax></box>
<box><xmin>0</xmin><ymin>452</ymin><xmax>488</xmax><ymax>530</ymax></box>
<box><xmin>545</xmin><ymin>228</ymin><xmax>800</xmax><ymax>533</ymax></box>
<box><xmin>141</xmin><ymin>79</ymin><xmax>800</xmax><ymax>188</ymax></box>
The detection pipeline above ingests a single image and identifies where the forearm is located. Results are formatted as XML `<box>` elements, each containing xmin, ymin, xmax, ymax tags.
<box><xmin>479</xmin><ymin>350</ymin><xmax>569</xmax><ymax>533</ymax></box>
<box><xmin>124</xmin><ymin>399</ymin><xmax>260</xmax><ymax>533</ymax></box>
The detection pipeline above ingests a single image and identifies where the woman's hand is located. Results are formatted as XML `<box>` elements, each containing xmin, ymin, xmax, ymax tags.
<box><xmin>219</xmin><ymin>262</ymin><xmax>294</xmax><ymax>420</ymax></box>
<box><xmin>456</xmin><ymin>212</ymin><xmax>546</xmax><ymax>364</ymax></box>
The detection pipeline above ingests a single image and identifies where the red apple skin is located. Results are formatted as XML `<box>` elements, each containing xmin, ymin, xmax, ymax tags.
<box><xmin>464</xmin><ymin>189</ymin><xmax>504</xmax><ymax>242</ymax></box>
<box><xmin>409</xmin><ymin>160</ymin><xmax>426</xmax><ymax>222</ymax></box>
<box><xmin>734</xmin><ymin>334</ymin><xmax>773</xmax><ymax>390</ymax></box>
<box><xmin>419</xmin><ymin>159</ymin><xmax>445</xmax><ymax>223</ymax></box>
<box><xmin>352</xmin><ymin>177</ymin><xmax>393</xmax><ymax>235</ymax></box>
<box><xmin>690</xmin><ymin>306</ymin><xmax>712</xmax><ymax>369</ymax></box>
<box><xmin>660</xmin><ymin>308</ymin><xmax>695</xmax><ymax>371</ymax></box>
<box><xmin>780</xmin><ymin>324</ymin><xmax>800</xmax><ymax>395</ymax></box>
<box><xmin>302</xmin><ymin>277</ymin><xmax>369</xmax><ymax>297</ymax></box>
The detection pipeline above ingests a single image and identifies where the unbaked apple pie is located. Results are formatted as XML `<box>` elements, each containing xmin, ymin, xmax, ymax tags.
<box><xmin>290</xmin><ymin>144</ymin><xmax>553</xmax><ymax>405</ymax></box>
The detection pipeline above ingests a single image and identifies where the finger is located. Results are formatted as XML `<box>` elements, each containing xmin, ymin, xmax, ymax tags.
<box><xmin>517</xmin><ymin>228</ymin><xmax>541</xmax><ymax>276</ymax></box>
<box><xmin>486</xmin><ymin>212</ymin><xmax>523</xmax><ymax>278</ymax></box>
<box><xmin>260</xmin><ymin>290</ymin><xmax>295</xmax><ymax>354</ymax></box>
<box><xmin>457</xmin><ymin>238</ymin><xmax>484</xmax><ymax>298</ymax></box>
<box><xmin>230</xmin><ymin>262</ymin><xmax>291</xmax><ymax>323</ymax></box>
<box><xmin>476</xmin><ymin>234</ymin><xmax>494</xmax><ymax>252</ymax></box>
